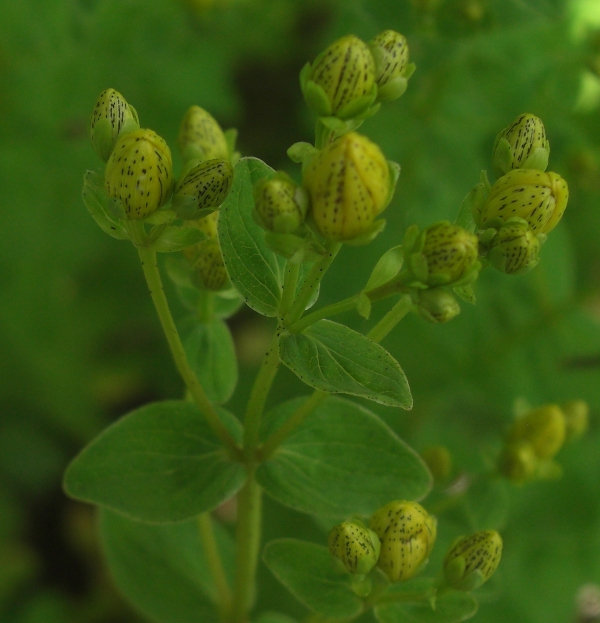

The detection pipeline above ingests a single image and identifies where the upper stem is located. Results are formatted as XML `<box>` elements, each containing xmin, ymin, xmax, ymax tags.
<box><xmin>137</xmin><ymin>245</ymin><xmax>240</xmax><ymax>459</ymax></box>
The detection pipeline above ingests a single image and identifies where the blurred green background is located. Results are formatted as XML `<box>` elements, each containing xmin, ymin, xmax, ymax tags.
<box><xmin>1</xmin><ymin>0</ymin><xmax>600</xmax><ymax>621</ymax></box>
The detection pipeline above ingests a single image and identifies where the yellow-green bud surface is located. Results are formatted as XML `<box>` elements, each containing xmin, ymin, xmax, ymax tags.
<box><xmin>303</xmin><ymin>132</ymin><xmax>390</xmax><ymax>241</ymax></box>
<box><xmin>192</xmin><ymin>238</ymin><xmax>228</xmax><ymax>291</ymax></box>
<box><xmin>476</xmin><ymin>169</ymin><xmax>568</xmax><ymax>234</ymax></box>
<box><xmin>173</xmin><ymin>159</ymin><xmax>233</xmax><ymax>219</ymax></box>
<box><xmin>90</xmin><ymin>88</ymin><xmax>139</xmax><ymax>161</ymax></box>
<box><xmin>105</xmin><ymin>129</ymin><xmax>173</xmax><ymax>219</ymax></box>
<box><xmin>421</xmin><ymin>223</ymin><xmax>479</xmax><ymax>285</ymax></box>
<box><xmin>508</xmin><ymin>404</ymin><xmax>566</xmax><ymax>460</ymax></box>
<box><xmin>371</xmin><ymin>30</ymin><xmax>409</xmax><ymax>88</ymax></box>
<box><xmin>178</xmin><ymin>105</ymin><xmax>229</xmax><ymax>163</ymax></box>
<box><xmin>561</xmin><ymin>399</ymin><xmax>589</xmax><ymax>441</ymax></box>
<box><xmin>308</xmin><ymin>35</ymin><xmax>376</xmax><ymax>117</ymax></box>
<box><xmin>492</xmin><ymin>113</ymin><xmax>549</xmax><ymax>175</ymax></box>
<box><xmin>416</xmin><ymin>288</ymin><xmax>461</xmax><ymax>323</ymax></box>
<box><xmin>193</xmin><ymin>211</ymin><xmax>220</xmax><ymax>238</ymax></box>
<box><xmin>254</xmin><ymin>176</ymin><xmax>307</xmax><ymax>234</ymax></box>
<box><xmin>488</xmin><ymin>221</ymin><xmax>540</xmax><ymax>275</ymax></box>
<box><xmin>443</xmin><ymin>530</ymin><xmax>503</xmax><ymax>590</ymax></box>
<box><xmin>328</xmin><ymin>520</ymin><xmax>381</xmax><ymax>575</ymax></box>
<box><xmin>369</xmin><ymin>500</ymin><xmax>436</xmax><ymax>582</ymax></box>
<box><xmin>421</xmin><ymin>445</ymin><xmax>453</xmax><ymax>481</ymax></box>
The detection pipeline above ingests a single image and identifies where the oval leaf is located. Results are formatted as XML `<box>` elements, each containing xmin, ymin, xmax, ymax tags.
<box><xmin>63</xmin><ymin>400</ymin><xmax>245</xmax><ymax>522</ymax></box>
<box><xmin>82</xmin><ymin>170</ymin><xmax>128</xmax><ymax>240</ymax></box>
<box><xmin>280</xmin><ymin>320</ymin><xmax>412</xmax><ymax>408</ymax></box>
<box><xmin>257</xmin><ymin>396</ymin><xmax>431</xmax><ymax>517</ymax></box>
<box><xmin>218</xmin><ymin>157</ymin><xmax>286</xmax><ymax>316</ymax></box>
<box><xmin>374</xmin><ymin>589</ymin><xmax>478</xmax><ymax>623</ymax></box>
<box><xmin>100</xmin><ymin>509</ymin><xmax>234</xmax><ymax>623</ymax></box>
<box><xmin>184</xmin><ymin>320</ymin><xmax>238</xmax><ymax>404</ymax></box>
<box><xmin>263</xmin><ymin>538</ymin><xmax>362</xmax><ymax>619</ymax></box>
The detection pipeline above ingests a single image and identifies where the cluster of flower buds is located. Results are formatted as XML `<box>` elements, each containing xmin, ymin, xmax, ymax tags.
<box><xmin>473</xmin><ymin>113</ymin><xmax>568</xmax><ymax>275</ymax></box>
<box><xmin>300</xmin><ymin>30</ymin><xmax>414</xmax><ymax>128</ymax></box>
<box><xmin>497</xmin><ymin>400</ymin><xmax>588</xmax><ymax>484</ymax></box>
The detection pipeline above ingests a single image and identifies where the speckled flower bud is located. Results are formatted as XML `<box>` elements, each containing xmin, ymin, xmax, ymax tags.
<box><xmin>561</xmin><ymin>399</ymin><xmax>589</xmax><ymax>441</ymax></box>
<box><xmin>191</xmin><ymin>238</ymin><xmax>228</xmax><ymax>291</ymax></box>
<box><xmin>328</xmin><ymin>520</ymin><xmax>381</xmax><ymax>575</ymax></box>
<box><xmin>421</xmin><ymin>445</ymin><xmax>453</xmax><ymax>482</ymax></box>
<box><xmin>172</xmin><ymin>158</ymin><xmax>233</xmax><ymax>220</ymax></box>
<box><xmin>370</xmin><ymin>30</ymin><xmax>411</xmax><ymax>101</ymax></box>
<box><xmin>104</xmin><ymin>129</ymin><xmax>173</xmax><ymax>219</ymax></box>
<box><xmin>416</xmin><ymin>288</ymin><xmax>461</xmax><ymax>323</ymax></box>
<box><xmin>193</xmin><ymin>210</ymin><xmax>220</xmax><ymax>238</ymax></box>
<box><xmin>253</xmin><ymin>174</ymin><xmax>308</xmax><ymax>234</ymax></box>
<box><xmin>508</xmin><ymin>404</ymin><xmax>566</xmax><ymax>460</ymax></box>
<box><xmin>497</xmin><ymin>441</ymin><xmax>538</xmax><ymax>483</ymax></box>
<box><xmin>421</xmin><ymin>223</ymin><xmax>479</xmax><ymax>286</ymax></box>
<box><xmin>492</xmin><ymin>113</ymin><xmax>550</xmax><ymax>176</ymax></box>
<box><xmin>303</xmin><ymin>132</ymin><xmax>391</xmax><ymax>241</ymax></box>
<box><xmin>178</xmin><ymin>106</ymin><xmax>229</xmax><ymax>163</ymax></box>
<box><xmin>90</xmin><ymin>88</ymin><xmax>140</xmax><ymax>161</ymax></box>
<box><xmin>443</xmin><ymin>530</ymin><xmax>503</xmax><ymax>591</ymax></box>
<box><xmin>301</xmin><ymin>35</ymin><xmax>377</xmax><ymax>119</ymax></box>
<box><xmin>369</xmin><ymin>500</ymin><xmax>437</xmax><ymax>582</ymax></box>
<box><xmin>487</xmin><ymin>220</ymin><xmax>541</xmax><ymax>275</ymax></box>
<box><xmin>474</xmin><ymin>169</ymin><xmax>568</xmax><ymax>234</ymax></box>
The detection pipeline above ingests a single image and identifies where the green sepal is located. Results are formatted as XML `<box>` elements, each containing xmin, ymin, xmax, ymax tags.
<box><xmin>263</xmin><ymin>230</ymin><xmax>327</xmax><ymax>263</ymax></box>
<box><xmin>408</xmin><ymin>251</ymin><xmax>430</xmax><ymax>284</ymax></box>
<box><xmin>356</xmin><ymin>293</ymin><xmax>372</xmax><ymax>319</ymax></box>
<box><xmin>456</xmin><ymin>170</ymin><xmax>491</xmax><ymax>232</ymax></box>
<box><xmin>82</xmin><ymin>170</ymin><xmax>129</xmax><ymax>240</ymax></box>
<box><xmin>364</xmin><ymin>245</ymin><xmax>404</xmax><ymax>291</ymax></box>
<box><xmin>152</xmin><ymin>225</ymin><xmax>204</xmax><ymax>253</ymax></box>
<box><xmin>376</xmin><ymin>62</ymin><xmax>416</xmax><ymax>102</ymax></box>
<box><xmin>453</xmin><ymin>283</ymin><xmax>476</xmax><ymax>304</ymax></box>
<box><xmin>521</xmin><ymin>145</ymin><xmax>550</xmax><ymax>171</ymax></box>
<box><xmin>491</xmin><ymin>137</ymin><xmax>513</xmax><ymax>178</ymax></box>
<box><xmin>287</xmin><ymin>141</ymin><xmax>318</xmax><ymax>165</ymax></box>
<box><xmin>335</xmin><ymin>84</ymin><xmax>379</xmax><ymax>120</ymax></box>
<box><xmin>172</xmin><ymin>195</ymin><xmax>220</xmax><ymax>221</ymax></box>
<box><xmin>343</xmin><ymin>218</ymin><xmax>386</xmax><ymax>246</ymax></box>
<box><xmin>299</xmin><ymin>62</ymin><xmax>333</xmax><ymax>117</ymax></box>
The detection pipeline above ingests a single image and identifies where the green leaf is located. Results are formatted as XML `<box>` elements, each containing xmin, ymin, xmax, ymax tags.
<box><xmin>365</xmin><ymin>245</ymin><xmax>404</xmax><ymax>291</ymax></box>
<box><xmin>280</xmin><ymin>320</ymin><xmax>412</xmax><ymax>408</ymax></box>
<box><xmin>82</xmin><ymin>170</ymin><xmax>128</xmax><ymax>240</ymax></box>
<box><xmin>63</xmin><ymin>400</ymin><xmax>245</xmax><ymax>523</ymax></box>
<box><xmin>374</xmin><ymin>588</ymin><xmax>478</xmax><ymax>623</ymax></box>
<box><xmin>254</xmin><ymin>613</ymin><xmax>298</xmax><ymax>623</ymax></box>
<box><xmin>218</xmin><ymin>157</ymin><xmax>285</xmax><ymax>316</ymax></box>
<box><xmin>184</xmin><ymin>320</ymin><xmax>238</xmax><ymax>404</ymax></box>
<box><xmin>257</xmin><ymin>396</ymin><xmax>431</xmax><ymax>517</ymax></box>
<box><xmin>263</xmin><ymin>538</ymin><xmax>363</xmax><ymax>619</ymax></box>
<box><xmin>100</xmin><ymin>508</ymin><xmax>234</xmax><ymax>623</ymax></box>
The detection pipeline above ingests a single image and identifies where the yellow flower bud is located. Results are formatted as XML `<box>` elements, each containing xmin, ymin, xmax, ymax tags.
<box><xmin>90</xmin><ymin>88</ymin><xmax>139</xmax><ymax>161</ymax></box>
<box><xmin>421</xmin><ymin>222</ymin><xmax>479</xmax><ymax>286</ymax></box>
<box><xmin>191</xmin><ymin>238</ymin><xmax>228</xmax><ymax>291</ymax></box>
<box><xmin>492</xmin><ymin>113</ymin><xmax>550</xmax><ymax>175</ymax></box>
<box><xmin>302</xmin><ymin>35</ymin><xmax>377</xmax><ymax>119</ymax></box>
<box><xmin>328</xmin><ymin>520</ymin><xmax>381</xmax><ymax>575</ymax></box>
<box><xmin>303</xmin><ymin>132</ymin><xmax>391</xmax><ymax>241</ymax></box>
<box><xmin>173</xmin><ymin>158</ymin><xmax>233</xmax><ymax>220</ymax></box>
<box><xmin>104</xmin><ymin>129</ymin><xmax>173</xmax><ymax>219</ymax></box>
<box><xmin>369</xmin><ymin>500</ymin><xmax>436</xmax><ymax>582</ymax></box>
<box><xmin>561</xmin><ymin>399</ymin><xmax>589</xmax><ymax>441</ymax></box>
<box><xmin>421</xmin><ymin>445</ymin><xmax>453</xmax><ymax>481</ymax></box>
<box><xmin>443</xmin><ymin>530</ymin><xmax>503</xmax><ymax>591</ymax></box>
<box><xmin>253</xmin><ymin>174</ymin><xmax>308</xmax><ymax>234</ymax></box>
<box><xmin>416</xmin><ymin>289</ymin><xmax>461</xmax><ymax>323</ymax></box>
<box><xmin>193</xmin><ymin>211</ymin><xmax>220</xmax><ymax>239</ymax></box>
<box><xmin>497</xmin><ymin>441</ymin><xmax>538</xmax><ymax>484</ymax></box>
<box><xmin>370</xmin><ymin>30</ymin><xmax>410</xmax><ymax>101</ymax></box>
<box><xmin>475</xmin><ymin>169</ymin><xmax>568</xmax><ymax>234</ymax></box>
<box><xmin>508</xmin><ymin>404</ymin><xmax>566</xmax><ymax>460</ymax></box>
<box><xmin>177</xmin><ymin>105</ymin><xmax>229</xmax><ymax>163</ymax></box>
<box><xmin>487</xmin><ymin>220</ymin><xmax>541</xmax><ymax>275</ymax></box>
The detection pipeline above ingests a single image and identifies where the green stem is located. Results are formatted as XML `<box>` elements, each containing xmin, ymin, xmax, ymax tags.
<box><xmin>137</xmin><ymin>245</ymin><xmax>240</xmax><ymax>459</ymax></box>
<box><xmin>367</xmin><ymin>294</ymin><xmax>413</xmax><ymax>342</ymax></box>
<box><xmin>197</xmin><ymin>513</ymin><xmax>232</xmax><ymax>621</ymax></box>
<box><xmin>279</xmin><ymin>261</ymin><xmax>301</xmax><ymax>318</ymax></box>
<box><xmin>288</xmin><ymin>293</ymin><xmax>360</xmax><ymax>334</ymax></box>
<box><xmin>230</xmin><ymin>469</ymin><xmax>262</xmax><ymax>623</ymax></box>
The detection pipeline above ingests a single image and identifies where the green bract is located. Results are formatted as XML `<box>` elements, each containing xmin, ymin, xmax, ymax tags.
<box><xmin>443</xmin><ymin>530</ymin><xmax>503</xmax><ymax>591</ymax></box>
<box><xmin>474</xmin><ymin>169</ymin><xmax>568</xmax><ymax>234</ymax></box>
<box><xmin>328</xmin><ymin>520</ymin><xmax>381</xmax><ymax>575</ymax></box>
<box><xmin>253</xmin><ymin>173</ymin><xmax>308</xmax><ymax>234</ymax></box>
<box><xmin>369</xmin><ymin>500</ymin><xmax>437</xmax><ymax>582</ymax></box>
<box><xmin>370</xmin><ymin>30</ymin><xmax>414</xmax><ymax>102</ymax></box>
<box><xmin>303</xmin><ymin>132</ymin><xmax>393</xmax><ymax>242</ymax></box>
<box><xmin>104</xmin><ymin>128</ymin><xmax>173</xmax><ymax>220</ymax></box>
<box><xmin>178</xmin><ymin>105</ymin><xmax>230</xmax><ymax>163</ymax></box>
<box><xmin>300</xmin><ymin>35</ymin><xmax>377</xmax><ymax>120</ymax></box>
<box><xmin>173</xmin><ymin>158</ymin><xmax>233</xmax><ymax>220</ymax></box>
<box><xmin>90</xmin><ymin>88</ymin><xmax>140</xmax><ymax>162</ymax></box>
<box><xmin>492</xmin><ymin>113</ymin><xmax>550</xmax><ymax>175</ymax></box>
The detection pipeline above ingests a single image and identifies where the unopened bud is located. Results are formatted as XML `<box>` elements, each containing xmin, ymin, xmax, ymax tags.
<box><xmin>370</xmin><ymin>30</ymin><xmax>411</xmax><ymax>101</ymax></box>
<box><xmin>508</xmin><ymin>404</ymin><xmax>566</xmax><ymax>460</ymax></box>
<box><xmin>253</xmin><ymin>174</ymin><xmax>308</xmax><ymax>234</ymax></box>
<box><xmin>475</xmin><ymin>169</ymin><xmax>568</xmax><ymax>234</ymax></box>
<box><xmin>301</xmin><ymin>35</ymin><xmax>377</xmax><ymax>119</ymax></box>
<box><xmin>443</xmin><ymin>530</ymin><xmax>503</xmax><ymax>591</ymax></box>
<box><xmin>369</xmin><ymin>500</ymin><xmax>436</xmax><ymax>582</ymax></box>
<box><xmin>328</xmin><ymin>520</ymin><xmax>381</xmax><ymax>575</ymax></box>
<box><xmin>104</xmin><ymin>129</ymin><xmax>173</xmax><ymax>219</ymax></box>
<box><xmin>90</xmin><ymin>88</ymin><xmax>139</xmax><ymax>161</ymax></box>
<box><xmin>178</xmin><ymin>105</ymin><xmax>229</xmax><ymax>163</ymax></box>
<box><xmin>497</xmin><ymin>441</ymin><xmax>538</xmax><ymax>484</ymax></box>
<box><xmin>303</xmin><ymin>132</ymin><xmax>391</xmax><ymax>241</ymax></box>
<box><xmin>421</xmin><ymin>445</ymin><xmax>452</xmax><ymax>481</ymax></box>
<box><xmin>191</xmin><ymin>238</ymin><xmax>228</xmax><ymax>291</ymax></box>
<box><xmin>561</xmin><ymin>399</ymin><xmax>589</xmax><ymax>441</ymax></box>
<box><xmin>487</xmin><ymin>220</ymin><xmax>541</xmax><ymax>275</ymax></box>
<box><xmin>492</xmin><ymin>113</ymin><xmax>550</xmax><ymax>176</ymax></box>
<box><xmin>416</xmin><ymin>288</ymin><xmax>461</xmax><ymax>323</ymax></box>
